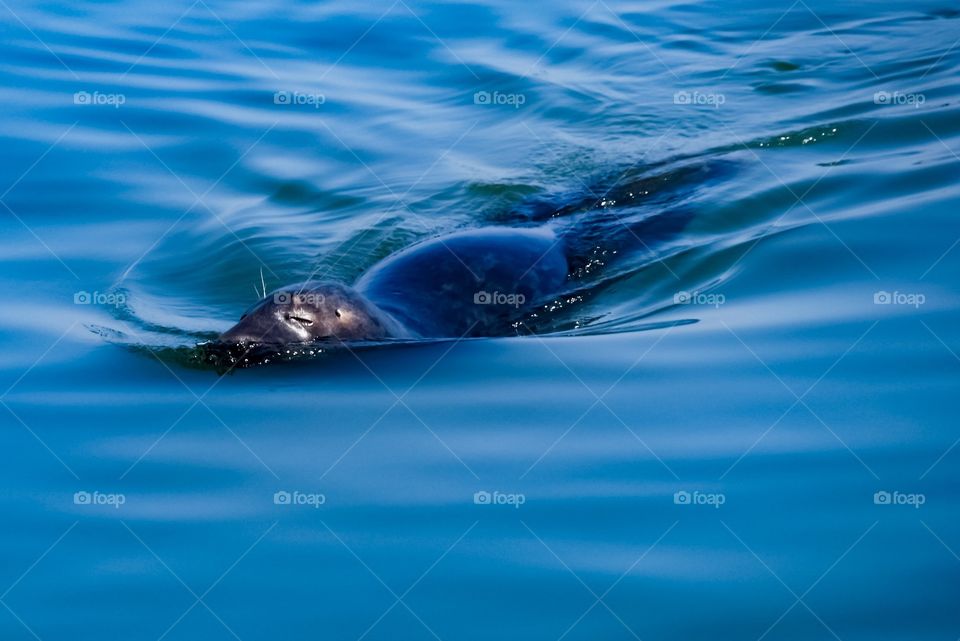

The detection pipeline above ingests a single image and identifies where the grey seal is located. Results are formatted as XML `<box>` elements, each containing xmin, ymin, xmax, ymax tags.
<box><xmin>203</xmin><ymin>158</ymin><xmax>723</xmax><ymax>367</ymax></box>
<box><xmin>215</xmin><ymin>227</ymin><xmax>567</xmax><ymax>353</ymax></box>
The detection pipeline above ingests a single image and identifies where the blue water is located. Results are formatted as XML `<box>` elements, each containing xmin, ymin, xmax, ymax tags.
<box><xmin>2</xmin><ymin>0</ymin><xmax>959</xmax><ymax>638</ymax></box>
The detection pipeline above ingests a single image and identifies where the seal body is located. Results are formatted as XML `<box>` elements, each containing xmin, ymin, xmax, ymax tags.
<box><xmin>356</xmin><ymin>227</ymin><xmax>568</xmax><ymax>338</ymax></box>
<box><xmin>214</xmin><ymin>226</ymin><xmax>569</xmax><ymax>350</ymax></box>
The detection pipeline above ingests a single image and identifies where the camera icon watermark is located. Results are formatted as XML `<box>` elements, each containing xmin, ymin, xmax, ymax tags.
<box><xmin>473</xmin><ymin>90</ymin><xmax>526</xmax><ymax>109</ymax></box>
<box><xmin>673</xmin><ymin>90</ymin><xmax>725</xmax><ymax>108</ymax></box>
<box><xmin>273</xmin><ymin>490</ymin><xmax>326</xmax><ymax>508</ymax></box>
<box><xmin>673</xmin><ymin>490</ymin><xmax>725</xmax><ymax>508</ymax></box>
<box><xmin>873</xmin><ymin>90</ymin><xmax>925</xmax><ymax>108</ymax></box>
<box><xmin>873</xmin><ymin>290</ymin><xmax>925</xmax><ymax>308</ymax></box>
<box><xmin>473</xmin><ymin>290</ymin><xmax>526</xmax><ymax>308</ymax></box>
<box><xmin>473</xmin><ymin>490</ymin><xmax>525</xmax><ymax>508</ymax></box>
<box><xmin>73</xmin><ymin>490</ymin><xmax>126</xmax><ymax>509</ymax></box>
<box><xmin>273</xmin><ymin>292</ymin><xmax>325</xmax><ymax>305</ymax></box>
<box><xmin>673</xmin><ymin>290</ymin><xmax>725</xmax><ymax>308</ymax></box>
<box><xmin>273</xmin><ymin>90</ymin><xmax>326</xmax><ymax>108</ymax></box>
<box><xmin>73</xmin><ymin>90</ymin><xmax>126</xmax><ymax>108</ymax></box>
<box><xmin>74</xmin><ymin>290</ymin><xmax>126</xmax><ymax>308</ymax></box>
<box><xmin>873</xmin><ymin>490</ymin><xmax>925</xmax><ymax>509</ymax></box>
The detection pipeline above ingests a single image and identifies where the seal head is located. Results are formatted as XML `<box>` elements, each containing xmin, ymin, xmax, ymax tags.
<box><xmin>217</xmin><ymin>282</ymin><xmax>409</xmax><ymax>346</ymax></box>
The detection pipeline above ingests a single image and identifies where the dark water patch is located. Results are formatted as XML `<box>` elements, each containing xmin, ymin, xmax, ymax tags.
<box><xmin>753</xmin><ymin>81</ymin><xmax>816</xmax><ymax>95</ymax></box>
<box><xmin>926</xmin><ymin>7</ymin><xmax>960</xmax><ymax>19</ymax></box>
<box><xmin>262</xmin><ymin>179</ymin><xmax>367</xmax><ymax>210</ymax></box>
<box><xmin>766</xmin><ymin>60</ymin><xmax>802</xmax><ymax>72</ymax></box>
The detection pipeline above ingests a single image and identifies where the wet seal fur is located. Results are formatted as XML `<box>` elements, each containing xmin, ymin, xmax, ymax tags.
<box><xmin>207</xmin><ymin>227</ymin><xmax>568</xmax><ymax>367</ymax></box>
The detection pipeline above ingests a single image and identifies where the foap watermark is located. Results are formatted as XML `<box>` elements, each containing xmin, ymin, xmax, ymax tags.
<box><xmin>474</xmin><ymin>290</ymin><xmax>526</xmax><ymax>308</ymax></box>
<box><xmin>873</xmin><ymin>490</ymin><xmax>925</xmax><ymax>509</ymax></box>
<box><xmin>74</xmin><ymin>290</ymin><xmax>126</xmax><ymax>308</ymax></box>
<box><xmin>873</xmin><ymin>91</ymin><xmax>925</xmax><ymax>108</ymax></box>
<box><xmin>674</xmin><ymin>290</ymin><xmax>725</xmax><ymax>308</ymax></box>
<box><xmin>273</xmin><ymin>90</ymin><xmax>326</xmax><ymax>108</ymax></box>
<box><xmin>273</xmin><ymin>490</ymin><xmax>326</xmax><ymax>508</ymax></box>
<box><xmin>673</xmin><ymin>490</ymin><xmax>725</xmax><ymax>509</ymax></box>
<box><xmin>473</xmin><ymin>490</ymin><xmax>525</xmax><ymax>508</ymax></box>
<box><xmin>873</xmin><ymin>290</ymin><xmax>925</xmax><ymax>308</ymax></box>
<box><xmin>274</xmin><ymin>292</ymin><xmax>325</xmax><ymax>305</ymax></box>
<box><xmin>74</xmin><ymin>490</ymin><xmax>126</xmax><ymax>509</ymax></box>
<box><xmin>74</xmin><ymin>90</ymin><xmax>126</xmax><ymax>108</ymax></box>
<box><xmin>473</xmin><ymin>90</ymin><xmax>526</xmax><ymax>109</ymax></box>
<box><xmin>673</xmin><ymin>90</ymin><xmax>725</xmax><ymax>108</ymax></box>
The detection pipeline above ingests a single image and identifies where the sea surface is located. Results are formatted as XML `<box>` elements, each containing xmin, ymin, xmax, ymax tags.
<box><xmin>1</xmin><ymin>0</ymin><xmax>959</xmax><ymax>639</ymax></box>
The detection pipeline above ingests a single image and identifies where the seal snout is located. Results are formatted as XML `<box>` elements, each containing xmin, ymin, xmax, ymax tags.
<box><xmin>216</xmin><ymin>310</ymin><xmax>307</xmax><ymax>346</ymax></box>
<box><xmin>215</xmin><ymin>282</ymin><xmax>398</xmax><ymax>353</ymax></box>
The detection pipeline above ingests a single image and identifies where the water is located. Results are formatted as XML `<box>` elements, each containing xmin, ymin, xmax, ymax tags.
<box><xmin>1</xmin><ymin>0</ymin><xmax>959</xmax><ymax>638</ymax></box>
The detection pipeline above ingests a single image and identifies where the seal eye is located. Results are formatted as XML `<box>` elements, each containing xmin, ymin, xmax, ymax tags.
<box><xmin>335</xmin><ymin>309</ymin><xmax>342</xmax><ymax>319</ymax></box>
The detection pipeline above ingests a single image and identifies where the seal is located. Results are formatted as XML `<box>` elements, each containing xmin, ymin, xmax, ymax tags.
<box><xmin>215</xmin><ymin>226</ymin><xmax>568</xmax><ymax>349</ymax></box>
<box><xmin>204</xmin><ymin>158</ymin><xmax>721</xmax><ymax>367</ymax></box>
